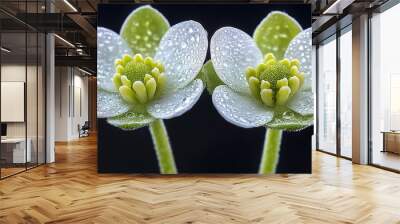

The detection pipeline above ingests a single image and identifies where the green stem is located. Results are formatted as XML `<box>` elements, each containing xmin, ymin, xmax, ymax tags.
<box><xmin>259</xmin><ymin>128</ymin><xmax>283</xmax><ymax>174</ymax></box>
<box><xmin>149</xmin><ymin>119</ymin><xmax>177</xmax><ymax>174</ymax></box>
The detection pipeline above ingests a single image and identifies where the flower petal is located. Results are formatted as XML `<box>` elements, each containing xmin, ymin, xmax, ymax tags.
<box><xmin>97</xmin><ymin>27</ymin><xmax>131</xmax><ymax>92</ymax></box>
<box><xmin>107</xmin><ymin>111</ymin><xmax>155</xmax><ymax>131</ymax></box>
<box><xmin>147</xmin><ymin>79</ymin><xmax>204</xmax><ymax>119</ymax></box>
<box><xmin>120</xmin><ymin>5</ymin><xmax>170</xmax><ymax>57</ymax></box>
<box><xmin>253</xmin><ymin>11</ymin><xmax>302</xmax><ymax>59</ymax></box>
<box><xmin>211</xmin><ymin>27</ymin><xmax>263</xmax><ymax>94</ymax></box>
<box><xmin>284</xmin><ymin>28</ymin><xmax>312</xmax><ymax>89</ymax></box>
<box><xmin>97</xmin><ymin>88</ymin><xmax>130</xmax><ymax>118</ymax></box>
<box><xmin>155</xmin><ymin>21</ymin><xmax>208</xmax><ymax>90</ymax></box>
<box><xmin>212</xmin><ymin>85</ymin><xmax>273</xmax><ymax>128</ymax></box>
<box><xmin>287</xmin><ymin>90</ymin><xmax>314</xmax><ymax>115</ymax></box>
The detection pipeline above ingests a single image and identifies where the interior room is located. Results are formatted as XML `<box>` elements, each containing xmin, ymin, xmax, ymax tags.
<box><xmin>370</xmin><ymin>2</ymin><xmax>400</xmax><ymax>171</ymax></box>
<box><xmin>0</xmin><ymin>0</ymin><xmax>400</xmax><ymax>223</ymax></box>
<box><xmin>0</xmin><ymin>8</ymin><xmax>46</xmax><ymax>178</ymax></box>
<box><xmin>54</xmin><ymin>66</ymin><xmax>92</xmax><ymax>142</ymax></box>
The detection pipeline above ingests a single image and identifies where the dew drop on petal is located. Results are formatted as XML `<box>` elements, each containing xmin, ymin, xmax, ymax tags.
<box><xmin>147</xmin><ymin>79</ymin><xmax>204</xmax><ymax>119</ymax></box>
<box><xmin>212</xmin><ymin>85</ymin><xmax>273</xmax><ymax>128</ymax></box>
<box><xmin>97</xmin><ymin>89</ymin><xmax>130</xmax><ymax>118</ymax></box>
<box><xmin>210</xmin><ymin>27</ymin><xmax>263</xmax><ymax>94</ymax></box>
<box><xmin>155</xmin><ymin>21</ymin><xmax>208</xmax><ymax>91</ymax></box>
<box><xmin>287</xmin><ymin>90</ymin><xmax>314</xmax><ymax>115</ymax></box>
<box><xmin>284</xmin><ymin>28</ymin><xmax>312</xmax><ymax>88</ymax></box>
<box><xmin>97</xmin><ymin>27</ymin><xmax>131</xmax><ymax>92</ymax></box>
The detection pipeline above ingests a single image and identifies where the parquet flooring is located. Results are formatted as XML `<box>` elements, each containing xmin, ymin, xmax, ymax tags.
<box><xmin>0</xmin><ymin>167</ymin><xmax>26</xmax><ymax>178</ymax></box>
<box><xmin>0</xmin><ymin>134</ymin><xmax>400</xmax><ymax>223</ymax></box>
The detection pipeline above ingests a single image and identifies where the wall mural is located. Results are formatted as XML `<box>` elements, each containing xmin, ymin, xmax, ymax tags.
<box><xmin>97</xmin><ymin>4</ymin><xmax>313</xmax><ymax>174</ymax></box>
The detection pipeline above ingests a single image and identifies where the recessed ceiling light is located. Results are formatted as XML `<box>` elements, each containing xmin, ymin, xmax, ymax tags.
<box><xmin>323</xmin><ymin>0</ymin><xmax>355</xmax><ymax>15</ymax></box>
<box><xmin>54</xmin><ymin>34</ymin><xmax>75</xmax><ymax>48</ymax></box>
<box><xmin>1</xmin><ymin>47</ymin><xmax>11</xmax><ymax>53</ymax></box>
<box><xmin>78</xmin><ymin>68</ymin><xmax>92</xmax><ymax>76</ymax></box>
<box><xmin>63</xmin><ymin>0</ymin><xmax>78</xmax><ymax>12</ymax></box>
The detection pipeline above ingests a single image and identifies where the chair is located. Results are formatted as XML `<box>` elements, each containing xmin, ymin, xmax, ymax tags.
<box><xmin>79</xmin><ymin>121</ymin><xmax>90</xmax><ymax>138</ymax></box>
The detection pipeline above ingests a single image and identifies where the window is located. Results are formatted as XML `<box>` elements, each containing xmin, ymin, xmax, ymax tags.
<box><xmin>370</xmin><ymin>3</ymin><xmax>400</xmax><ymax>171</ymax></box>
<box><xmin>317</xmin><ymin>36</ymin><xmax>337</xmax><ymax>154</ymax></box>
<box><xmin>339</xmin><ymin>28</ymin><xmax>352</xmax><ymax>158</ymax></box>
<box><xmin>0</xmin><ymin>2</ymin><xmax>46</xmax><ymax>179</ymax></box>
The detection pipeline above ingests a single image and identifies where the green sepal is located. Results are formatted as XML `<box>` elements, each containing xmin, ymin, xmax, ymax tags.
<box><xmin>107</xmin><ymin>111</ymin><xmax>155</xmax><ymax>131</ymax></box>
<box><xmin>266</xmin><ymin>108</ymin><xmax>313</xmax><ymax>132</ymax></box>
<box><xmin>120</xmin><ymin>6</ymin><xmax>170</xmax><ymax>57</ymax></box>
<box><xmin>253</xmin><ymin>11</ymin><xmax>302</xmax><ymax>59</ymax></box>
<box><xmin>197</xmin><ymin>60</ymin><xmax>224</xmax><ymax>94</ymax></box>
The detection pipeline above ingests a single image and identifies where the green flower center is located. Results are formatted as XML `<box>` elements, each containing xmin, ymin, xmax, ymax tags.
<box><xmin>245</xmin><ymin>53</ymin><xmax>304</xmax><ymax>107</ymax></box>
<box><xmin>123</xmin><ymin>60</ymin><xmax>153</xmax><ymax>82</ymax></box>
<box><xmin>112</xmin><ymin>53</ymin><xmax>166</xmax><ymax>104</ymax></box>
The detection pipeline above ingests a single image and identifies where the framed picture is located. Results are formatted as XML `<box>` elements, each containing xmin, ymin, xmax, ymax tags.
<box><xmin>97</xmin><ymin>3</ymin><xmax>313</xmax><ymax>174</ymax></box>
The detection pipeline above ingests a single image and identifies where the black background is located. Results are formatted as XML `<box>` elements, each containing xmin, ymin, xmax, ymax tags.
<box><xmin>98</xmin><ymin>4</ymin><xmax>313</xmax><ymax>173</ymax></box>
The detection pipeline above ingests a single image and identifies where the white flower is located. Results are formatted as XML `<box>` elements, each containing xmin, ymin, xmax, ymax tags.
<box><xmin>210</xmin><ymin>27</ymin><xmax>313</xmax><ymax>130</ymax></box>
<box><xmin>97</xmin><ymin>6</ymin><xmax>208</xmax><ymax>130</ymax></box>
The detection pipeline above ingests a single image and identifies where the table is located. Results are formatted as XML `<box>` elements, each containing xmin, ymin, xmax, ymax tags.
<box><xmin>1</xmin><ymin>138</ymin><xmax>31</xmax><ymax>163</ymax></box>
<box><xmin>381</xmin><ymin>131</ymin><xmax>400</xmax><ymax>154</ymax></box>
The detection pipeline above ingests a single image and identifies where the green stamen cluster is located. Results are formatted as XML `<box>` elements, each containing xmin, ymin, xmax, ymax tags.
<box><xmin>113</xmin><ymin>53</ymin><xmax>166</xmax><ymax>104</ymax></box>
<box><xmin>245</xmin><ymin>53</ymin><xmax>304</xmax><ymax>107</ymax></box>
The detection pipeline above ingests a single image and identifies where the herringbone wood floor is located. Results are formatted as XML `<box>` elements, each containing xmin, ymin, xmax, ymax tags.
<box><xmin>1</xmin><ymin>135</ymin><xmax>400</xmax><ymax>224</ymax></box>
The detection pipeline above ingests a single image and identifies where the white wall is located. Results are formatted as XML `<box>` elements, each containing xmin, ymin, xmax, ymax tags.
<box><xmin>78</xmin><ymin>73</ymin><xmax>89</xmax><ymax>135</ymax></box>
<box><xmin>1</xmin><ymin>65</ymin><xmax>40</xmax><ymax>138</ymax></box>
<box><xmin>55</xmin><ymin>66</ymin><xmax>69</xmax><ymax>141</ymax></box>
<box><xmin>1</xmin><ymin>65</ymin><xmax>26</xmax><ymax>139</ymax></box>
<box><xmin>1</xmin><ymin>63</ymin><xmax>46</xmax><ymax>164</ymax></box>
<box><xmin>55</xmin><ymin>67</ymin><xmax>89</xmax><ymax>141</ymax></box>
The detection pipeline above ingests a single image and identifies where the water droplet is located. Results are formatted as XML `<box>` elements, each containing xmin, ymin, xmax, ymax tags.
<box><xmin>283</xmin><ymin>111</ymin><xmax>294</xmax><ymax>119</ymax></box>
